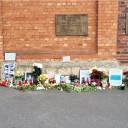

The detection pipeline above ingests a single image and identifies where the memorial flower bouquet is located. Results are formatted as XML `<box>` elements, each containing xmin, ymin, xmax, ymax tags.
<box><xmin>49</xmin><ymin>78</ymin><xmax>55</xmax><ymax>84</ymax></box>
<box><xmin>123</xmin><ymin>71</ymin><xmax>128</xmax><ymax>81</ymax></box>
<box><xmin>32</xmin><ymin>63</ymin><xmax>43</xmax><ymax>84</ymax></box>
<box><xmin>37</xmin><ymin>75</ymin><xmax>48</xmax><ymax>85</ymax></box>
<box><xmin>89</xmin><ymin>67</ymin><xmax>108</xmax><ymax>86</ymax></box>
<box><xmin>69</xmin><ymin>74</ymin><xmax>78</xmax><ymax>82</ymax></box>
<box><xmin>14</xmin><ymin>71</ymin><xmax>24</xmax><ymax>79</ymax></box>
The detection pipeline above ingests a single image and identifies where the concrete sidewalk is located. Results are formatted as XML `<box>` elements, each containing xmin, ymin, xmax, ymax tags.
<box><xmin>0</xmin><ymin>86</ymin><xmax>128</xmax><ymax>128</ymax></box>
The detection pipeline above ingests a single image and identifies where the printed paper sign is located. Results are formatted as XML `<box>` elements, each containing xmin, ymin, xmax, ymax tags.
<box><xmin>62</xmin><ymin>56</ymin><xmax>70</xmax><ymax>62</ymax></box>
<box><xmin>3</xmin><ymin>63</ymin><xmax>16</xmax><ymax>79</ymax></box>
<box><xmin>109</xmin><ymin>69</ymin><xmax>122</xmax><ymax>86</ymax></box>
<box><xmin>5</xmin><ymin>53</ymin><xmax>16</xmax><ymax>61</ymax></box>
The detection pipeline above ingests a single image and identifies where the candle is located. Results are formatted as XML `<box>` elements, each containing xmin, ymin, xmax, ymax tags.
<box><xmin>53</xmin><ymin>80</ymin><xmax>56</xmax><ymax>84</ymax></box>
<box><xmin>108</xmin><ymin>83</ymin><xmax>110</xmax><ymax>87</ymax></box>
<box><xmin>30</xmin><ymin>80</ymin><xmax>32</xmax><ymax>86</ymax></box>
<box><xmin>25</xmin><ymin>80</ymin><xmax>28</xmax><ymax>84</ymax></box>
<box><xmin>19</xmin><ymin>81</ymin><xmax>22</xmax><ymax>86</ymax></box>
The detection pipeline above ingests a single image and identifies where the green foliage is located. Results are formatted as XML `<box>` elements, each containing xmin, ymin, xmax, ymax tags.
<box><xmin>32</xmin><ymin>66</ymin><xmax>42</xmax><ymax>80</ymax></box>
<box><xmin>69</xmin><ymin>74</ymin><xmax>78</xmax><ymax>82</ymax></box>
<box><xmin>16</xmin><ymin>85</ymin><xmax>37</xmax><ymax>91</ymax></box>
<box><xmin>111</xmin><ymin>86</ymin><xmax>121</xmax><ymax>89</ymax></box>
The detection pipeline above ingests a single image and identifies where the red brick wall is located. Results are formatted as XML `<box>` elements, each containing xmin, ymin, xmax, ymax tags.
<box><xmin>117</xmin><ymin>0</ymin><xmax>128</xmax><ymax>64</ymax></box>
<box><xmin>0</xmin><ymin>1</ymin><xmax>3</xmax><ymax>60</ymax></box>
<box><xmin>97</xmin><ymin>1</ymin><xmax>118</xmax><ymax>60</ymax></box>
<box><xmin>0</xmin><ymin>0</ymin><xmax>118</xmax><ymax>61</ymax></box>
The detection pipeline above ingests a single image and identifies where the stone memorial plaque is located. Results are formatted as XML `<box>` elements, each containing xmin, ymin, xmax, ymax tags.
<box><xmin>126</xmin><ymin>13</ymin><xmax>128</xmax><ymax>35</ymax></box>
<box><xmin>56</xmin><ymin>14</ymin><xmax>88</xmax><ymax>36</ymax></box>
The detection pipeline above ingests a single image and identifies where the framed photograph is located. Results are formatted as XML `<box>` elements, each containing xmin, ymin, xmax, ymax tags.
<box><xmin>26</xmin><ymin>72</ymin><xmax>34</xmax><ymax>82</ymax></box>
<box><xmin>5</xmin><ymin>53</ymin><xmax>16</xmax><ymax>61</ymax></box>
<box><xmin>60</xmin><ymin>75</ymin><xmax>64</xmax><ymax>83</ymax></box>
<box><xmin>64</xmin><ymin>76</ymin><xmax>71</xmax><ymax>83</ymax></box>
<box><xmin>80</xmin><ymin>70</ymin><xmax>91</xmax><ymax>84</ymax></box>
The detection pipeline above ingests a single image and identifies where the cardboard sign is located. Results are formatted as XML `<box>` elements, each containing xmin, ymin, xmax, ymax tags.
<box><xmin>109</xmin><ymin>69</ymin><xmax>122</xmax><ymax>86</ymax></box>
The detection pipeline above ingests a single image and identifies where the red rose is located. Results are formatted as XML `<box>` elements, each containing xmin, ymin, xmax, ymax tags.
<box><xmin>123</xmin><ymin>71</ymin><xmax>128</xmax><ymax>75</ymax></box>
<box><xmin>92</xmin><ymin>69</ymin><xmax>96</xmax><ymax>72</ymax></box>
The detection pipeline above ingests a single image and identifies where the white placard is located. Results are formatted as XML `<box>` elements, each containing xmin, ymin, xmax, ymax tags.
<box><xmin>5</xmin><ymin>53</ymin><xmax>16</xmax><ymax>61</ymax></box>
<box><xmin>62</xmin><ymin>56</ymin><xmax>70</xmax><ymax>62</ymax></box>
<box><xmin>80</xmin><ymin>70</ymin><xmax>91</xmax><ymax>84</ymax></box>
<box><xmin>109</xmin><ymin>69</ymin><xmax>122</xmax><ymax>86</ymax></box>
<box><xmin>55</xmin><ymin>74</ymin><xmax>61</xmax><ymax>83</ymax></box>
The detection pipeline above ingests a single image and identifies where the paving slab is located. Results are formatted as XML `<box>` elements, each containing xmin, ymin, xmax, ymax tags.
<box><xmin>0</xmin><ymin>86</ymin><xmax>128</xmax><ymax>128</ymax></box>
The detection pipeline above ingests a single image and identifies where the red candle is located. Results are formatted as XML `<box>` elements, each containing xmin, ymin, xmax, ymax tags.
<box><xmin>25</xmin><ymin>80</ymin><xmax>28</xmax><ymax>84</ymax></box>
<box><xmin>53</xmin><ymin>80</ymin><xmax>56</xmax><ymax>84</ymax></box>
<box><xmin>77</xmin><ymin>82</ymin><xmax>80</xmax><ymax>85</ymax></box>
<box><xmin>19</xmin><ymin>81</ymin><xmax>22</xmax><ymax>86</ymax></box>
<box><xmin>108</xmin><ymin>83</ymin><xmax>110</xmax><ymax>87</ymax></box>
<box><xmin>84</xmin><ymin>81</ymin><xmax>86</xmax><ymax>85</ymax></box>
<box><xmin>30</xmin><ymin>80</ymin><xmax>32</xmax><ymax>86</ymax></box>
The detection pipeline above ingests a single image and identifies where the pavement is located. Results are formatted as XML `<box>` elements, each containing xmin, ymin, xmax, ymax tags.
<box><xmin>0</xmin><ymin>86</ymin><xmax>128</xmax><ymax>128</ymax></box>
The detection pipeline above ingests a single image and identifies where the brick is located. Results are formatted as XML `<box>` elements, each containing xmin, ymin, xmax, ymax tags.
<box><xmin>0</xmin><ymin>0</ymin><xmax>119</xmax><ymax>61</ymax></box>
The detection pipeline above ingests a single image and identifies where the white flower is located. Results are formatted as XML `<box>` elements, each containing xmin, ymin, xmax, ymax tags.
<box><xmin>89</xmin><ymin>66</ymin><xmax>97</xmax><ymax>73</ymax></box>
<box><xmin>92</xmin><ymin>82</ymin><xmax>97</xmax><ymax>86</ymax></box>
<box><xmin>33</xmin><ymin>63</ymin><xmax>43</xmax><ymax>68</ymax></box>
<box><xmin>89</xmin><ymin>68</ymin><xmax>93</xmax><ymax>73</ymax></box>
<box><xmin>97</xmin><ymin>86</ymin><xmax>102</xmax><ymax>90</ymax></box>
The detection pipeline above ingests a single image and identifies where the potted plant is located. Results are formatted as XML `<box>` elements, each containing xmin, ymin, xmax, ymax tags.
<box><xmin>120</xmin><ymin>84</ymin><xmax>126</xmax><ymax>90</ymax></box>
<box><xmin>14</xmin><ymin>71</ymin><xmax>24</xmax><ymax>80</ymax></box>
<box><xmin>14</xmin><ymin>71</ymin><xmax>24</xmax><ymax>84</ymax></box>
